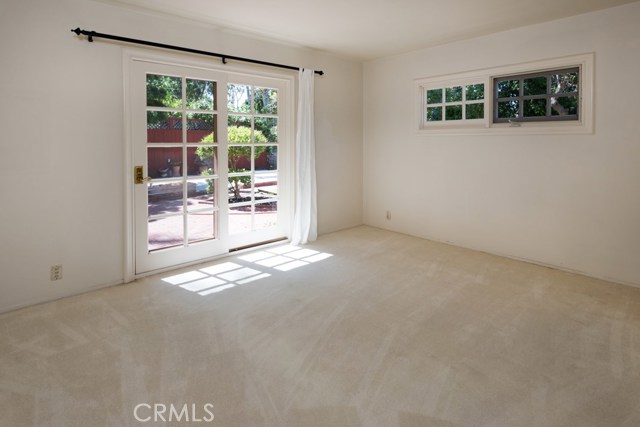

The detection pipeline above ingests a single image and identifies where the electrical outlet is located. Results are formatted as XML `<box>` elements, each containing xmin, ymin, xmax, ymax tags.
<box><xmin>386</xmin><ymin>210</ymin><xmax>391</xmax><ymax>220</ymax></box>
<box><xmin>50</xmin><ymin>265</ymin><xmax>63</xmax><ymax>281</ymax></box>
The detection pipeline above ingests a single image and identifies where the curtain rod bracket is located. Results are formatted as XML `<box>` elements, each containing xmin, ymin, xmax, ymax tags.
<box><xmin>71</xmin><ymin>28</ymin><xmax>95</xmax><ymax>42</ymax></box>
<box><xmin>222</xmin><ymin>57</ymin><xmax>227</xmax><ymax>65</ymax></box>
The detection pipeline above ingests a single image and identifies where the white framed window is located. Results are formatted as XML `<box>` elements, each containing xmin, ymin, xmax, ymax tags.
<box><xmin>425</xmin><ymin>82</ymin><xmax>486</xmax><ymax>123</ymax></box>
<box><xmin>415</xmin><ymin>53</ymin><xmax>594</xmax><ymax>135</ymax></box>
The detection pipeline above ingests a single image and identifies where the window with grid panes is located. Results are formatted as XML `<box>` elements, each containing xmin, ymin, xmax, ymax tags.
<box><xmin>425</xmin><ymin>83</ymin><xmax>485</xmax><ymax>123</ymax></box>
<box><xmin>494</xmin><ymin>67</ymin><xmax>579</xmax><ymax>123</ymax></box>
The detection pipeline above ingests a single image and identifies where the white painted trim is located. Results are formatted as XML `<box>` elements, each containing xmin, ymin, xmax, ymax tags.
<box><xmin>123</xmin><ymin>55</ymin><xmax>135</xmax><ymax>283</ymax></box>
<box><xmin>415</xmin><ymin>52</ymin><xmax>595</xmax><ymax>135</ymax></box>
<box><xmin>0</xmin><ymin>279</ymin><xmax>125</xmax><ymax>315</ymax></box>
<box><xmin>373</xmin><ymin>226</ymin><xmax>640</xmax><ymax>291</ymax></box>
<box><xmin>462</xmin><ymin>243</ymin><xmax>639</xmax><ymax>290</ymax></box>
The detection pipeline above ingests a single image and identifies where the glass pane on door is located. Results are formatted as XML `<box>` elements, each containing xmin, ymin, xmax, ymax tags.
<box><xmin>226</xmin><ymin>83</ymin><xmax>279</xmax><ymax>236</ymax></box>
<box><xmin>133</xmin><ymin>60</ymin><xmax>289</xmax><ymax>275</ymax></box>
<box><xmin>148</xmin><ymin>215</ymin><xmax>184</xmax><ymax>251</ymax></box>
<box><xmin>255</xmin><ymin>201</ymin><xmax>278</xmax><ymax>231</ymax></box>
<box><xmin>148</xmin><ymin>181</ymin><xmax>183</xmax><ymax>216</ymax></box>
<box><xmin>188</xmin><ymin>211</ymin><xmax>217</xmax><ymax>244</ymax></box>
<box><xmin>145</xmin><ymin>74</ymin><xmax>219</xmax><ymax>252</ymax></box>
<box><xmin>147</xmin><ymin>75</ymin><xmax>182</xmax><ymax>108</ymax></box>
<box><xmin>147</xmin><ymin>112</ymin><xmax>182</xmax><ymax>143</ymax></box>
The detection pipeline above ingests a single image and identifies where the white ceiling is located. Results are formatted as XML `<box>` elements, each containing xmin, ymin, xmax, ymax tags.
<box><xmin>102</xmin><ymin>0</ymin><xmax>637</xmax><ymax>60</ymax></box>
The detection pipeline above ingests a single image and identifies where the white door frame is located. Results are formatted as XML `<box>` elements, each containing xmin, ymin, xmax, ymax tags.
<box><xmin>123</xmin><ymin>49</ymin><xmax>295</xmax><ymax>281</ymax></box>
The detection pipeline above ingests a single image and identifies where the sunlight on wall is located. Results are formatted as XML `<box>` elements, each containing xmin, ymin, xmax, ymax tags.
<box><xmin>161</xmin><ymin>245</ymin><xmax>333</xmax><ymax>296</ymax></box>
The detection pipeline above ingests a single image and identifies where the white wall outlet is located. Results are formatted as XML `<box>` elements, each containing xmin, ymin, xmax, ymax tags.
<box><xmin>386</xmin><ymin>211</ymin><xmax>391</xmax><ymax>220</ymax></box>
<box><xmin>50</xmin><ymin>265</ymin><xmax>63</xmax><ymax>281</ymax></box>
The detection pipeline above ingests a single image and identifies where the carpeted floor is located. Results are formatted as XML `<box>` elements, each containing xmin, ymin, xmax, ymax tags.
<box><xmin>1</xmin><ymin>226</ymin><xmax>639</xmax><ymax>426</ymax></box>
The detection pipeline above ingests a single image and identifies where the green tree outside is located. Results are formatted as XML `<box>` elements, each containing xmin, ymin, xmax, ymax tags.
<box><xmin>197</xmin><ymin>127</ymin><xmax>267</xmax><ymax>200</ymax></box>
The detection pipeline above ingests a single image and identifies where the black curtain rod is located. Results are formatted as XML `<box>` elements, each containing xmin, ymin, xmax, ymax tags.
<box><xmin>71</xmin><ymin>28</ymin><xmax>324</xmax><ymax>76</ymax></box>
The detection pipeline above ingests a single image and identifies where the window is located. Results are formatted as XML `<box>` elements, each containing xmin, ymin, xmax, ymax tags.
<box><xmin>415</xmin><ymin>53</ymin><xmax>593</xmax><ymax>134</ymax></box>
<box><xmin>425</xmin><ymin>83</ymin><xmax>485</xmax><ymax>123</ymax></box>
<box><xmin>494</xmin><ymin>68</ymin><xmax>579</xmax><ymax>123</ymax></box>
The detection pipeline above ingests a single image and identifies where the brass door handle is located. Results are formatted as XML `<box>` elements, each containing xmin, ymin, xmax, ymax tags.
<box><xmin>134</xmin><ymin>166</ymin><xmax>152</xmax><ymax>184</ymax></box>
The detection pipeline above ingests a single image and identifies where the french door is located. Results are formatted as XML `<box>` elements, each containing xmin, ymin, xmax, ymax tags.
<box><xmin>130</xmin><ymin>58</ymin><xmax>291</xmax><ymax>275</ymax></box>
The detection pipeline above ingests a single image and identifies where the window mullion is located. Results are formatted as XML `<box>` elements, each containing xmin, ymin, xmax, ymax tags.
<box><xmin>494</xmin><ymin>78</ymin><xmax>499</xmax><ymax>122</ymax></box>
<box><xmin>546</xmin><ymin>74</ymin><xmax>552</xmax><ymax>116</ymax></box>
<box><xmin>518</xmin><ymin>78</ymin><xmax>524</xmax><ymax>120</ymax></box>
<box><xmin>462</xmin><ymin>85</ymin><xmax>466</xmax><ymax>120</ymax></box>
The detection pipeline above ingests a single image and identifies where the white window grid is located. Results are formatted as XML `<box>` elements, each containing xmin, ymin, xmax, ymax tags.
<box><xmin>424</xmin><ymin>84</ymin><xmax>485</xmax><ymax>123</ymax></box>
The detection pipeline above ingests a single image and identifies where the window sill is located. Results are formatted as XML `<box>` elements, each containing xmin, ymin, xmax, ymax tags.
<box><xmin>418</xmin><ymin>120</ymin><xmax>593</xmax><ymax>136</ymax></box>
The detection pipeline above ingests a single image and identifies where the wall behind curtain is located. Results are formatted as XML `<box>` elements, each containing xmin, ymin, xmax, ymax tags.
<box><xmin>0</xmin><ymin>0</ymin><xmax>363</xmax><ymax>312</ymax></box>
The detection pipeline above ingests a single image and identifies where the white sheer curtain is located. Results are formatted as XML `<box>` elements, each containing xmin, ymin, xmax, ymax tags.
<box><xmin>290</xmin><ymin>68</ymin><xmax>317</xmax><ymax>245</ymax></box>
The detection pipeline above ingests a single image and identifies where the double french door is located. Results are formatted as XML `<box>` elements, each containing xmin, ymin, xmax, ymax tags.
<box><xmin>130</xmin><ymin>58</ymin><xmax>291</xmax><ymax>275</ymax></box>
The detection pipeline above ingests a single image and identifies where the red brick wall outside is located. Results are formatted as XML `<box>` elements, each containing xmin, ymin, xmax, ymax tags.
<box><xmin>146</xmin><ymin>129</ymin><xmax>267</xmax><ymax>178</ymax></box>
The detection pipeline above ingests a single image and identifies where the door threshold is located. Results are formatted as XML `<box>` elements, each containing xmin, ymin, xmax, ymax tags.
<box><xmin>132</xmin><ymin>237</ymin><xmax>290</xmax><ymax>280</ymax></box>
<box><xmin>229</xmin><ymin>237</ymin><xmax>288</xmax><ymax>253</ymax></box>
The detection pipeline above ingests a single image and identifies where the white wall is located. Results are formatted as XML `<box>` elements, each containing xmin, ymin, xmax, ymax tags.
<box><xmin>363</xmin><ymin>3</ymin><xmax>640</xmax><ymax>286</ymax></box>
<box><xmin>0</xmin><ymin>0</ymin><xmax>363</xmax><ymax>312</ymax></box>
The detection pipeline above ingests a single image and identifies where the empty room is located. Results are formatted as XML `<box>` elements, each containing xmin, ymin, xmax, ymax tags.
<box><xmin>1</xmin><ymin>0</ymin><xmax>639</xmax><ymax>426</ymax></box>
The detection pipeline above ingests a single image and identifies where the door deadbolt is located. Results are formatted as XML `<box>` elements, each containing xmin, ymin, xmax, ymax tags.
<box><xmin>134</xmin><ymin>166</ymin><xmax>151</xmax><ymax>184</ymax></box>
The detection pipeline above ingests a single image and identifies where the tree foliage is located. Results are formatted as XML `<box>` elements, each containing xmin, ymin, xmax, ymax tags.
<box><xmin>146</xmin><ymin>76</ymin><xmax>277</xmax><ymax>199</ymax></box>
<box><xmin>196</xmin><ymin>127</ymin><xmax>268</xmax><ymax>199</ymax></box>
<box><xmin>146</xmin><ymin>75</ymin><xmax>215</xmax><ymax>125</ymax></box>
<box><xmin>496</xmin><ymin>71</ymin><xmax>578</xmax><ymax>118</ymax></box>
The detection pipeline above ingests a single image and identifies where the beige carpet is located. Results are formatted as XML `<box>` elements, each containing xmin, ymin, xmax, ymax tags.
<box><xmin>1</xmin><ymin>226</ymin><xmax>639</xmax><ymax>426</ymax></box>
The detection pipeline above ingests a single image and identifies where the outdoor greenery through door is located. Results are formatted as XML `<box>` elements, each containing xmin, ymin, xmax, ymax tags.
<box><xmin>131</xmin><ymin>58</ymin><xmax>290</xmax><ymax>275</ymax></box>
